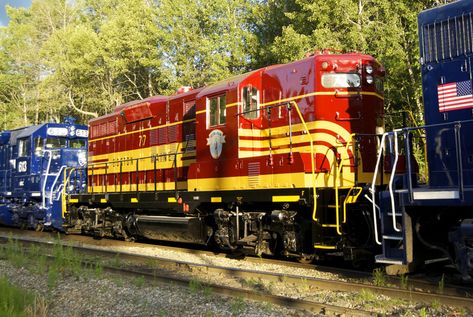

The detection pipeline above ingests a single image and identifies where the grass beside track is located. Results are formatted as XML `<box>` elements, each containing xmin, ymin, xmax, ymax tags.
<box><xmin>0</xmin><ymin>234</ymin><xmax>103</xmax><ymax>317</ymax></box>
<box><xmin>0</xmin><ymin>277</ymin><xmax>46</xmax><ymax>317</ymax></box>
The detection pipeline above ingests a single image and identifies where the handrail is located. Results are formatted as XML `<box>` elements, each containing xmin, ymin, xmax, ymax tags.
<box><xmin>62</xmin><ymin>167</ymin><xmax>76</xmax><ymax>218</ymax></box>
<box><xmin>41</xmin><ymin>150</ymin><xmax>55</xmax><ymax>209</ymax></box>
<box><xmin>87</xmin><ymin>151</ymin><xmax>184</xmax><ymax>194</ymax></box>
<box><xmin>49</xmin><ymin>165</ymin><xmax>67</xmax><ymax>205</ymax></box>
<box><xmin>290</xmin><ymin>101</ymin><xmax>317</xmax><ymax>222</ymax></box>
<box><xmin>343</xmin><ymin>187</ymin><xmax>362</xmax><ymax>222</ymax></box>
<box><xmin>334</xmin><ymin>133</ymin><xmax>356</xmax><ymax>235</ymax></box>
<box><xmin>388</xmin><ymin>130</ymin><xmax>402</xmax><ymax>232</ymax></box>
<box><xmin>454</xmin><ymin>123</ymin><xmax>464</xmax><ymax>199</ymax></box>
<box><xmin>370</xmin><ymin>132</ymin><xmax>388</xmax><ymax>245</ymax></box>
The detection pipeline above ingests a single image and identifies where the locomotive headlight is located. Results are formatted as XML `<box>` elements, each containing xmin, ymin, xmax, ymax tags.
<box><xmin>366</xmin><ymin>75</ymin><xmax>374</xmax><ymax>84</ymax></box>
<box><xmin>365</xmin><ymin>65</ymin><xmax>373</xmax><ymax>74</ymax></box>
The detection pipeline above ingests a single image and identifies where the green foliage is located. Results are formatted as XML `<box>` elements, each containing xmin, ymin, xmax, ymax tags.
<box><xmin>0</xmin><ymin>0</ymin><xmax>451</xmax><ymax>127</ymax></box>
<box><xmin>133</xmin><ymin>275</ymin><xmax>145</xmax><ymax>287</ymax></box>
<box><xmin>3</xmin><ymin>237</ymin><xmax>27</xmax><ymax>268</ymax></box>
<box><xmin>372</xmin><ymin>268</ymin><xmax>387</xmax><ymax>287</ymax></box>
<box><xmin>419</xmin><ymin>307</ymin><xmax>428</xmax><ymax>317</ymax></box>
<box><xmin>399</xmin><ymin>274</ymin><xmax>409</xmax><ymax>290</ymax></box>
<box><xmin>230</xmin><ymin>296</ymin><xmax>245</xmax><ymax>316</ymax></box>
<box><xmin>0</xmin><ymin>277</ymin><xmax>37</xmax><ymax>317</ymax></box>
<box><xmin>189</xmin><ymin>278</ymin><xmax>202</xmax><ymax>294</ymax></box>
<box><xmin>257</xmin><ymin>0</ymin><xmax>439</xmax><ymax>127</ymax></box>
<box><xmin>438</xmin><ymin>273</ymin><xmax>445</xmax><ymax>294</ymax></box>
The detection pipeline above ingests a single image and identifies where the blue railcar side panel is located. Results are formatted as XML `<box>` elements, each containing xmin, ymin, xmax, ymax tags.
<box><xmin>418</xmin><ymin>0</ymin><xmax>473</xmax><ymax>188</ymax></box>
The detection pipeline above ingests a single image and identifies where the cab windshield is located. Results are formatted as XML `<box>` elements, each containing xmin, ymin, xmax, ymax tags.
<box><xmin>45</xmin><ymin>138</ymin><xmax>67</xmax><ymax>149</ymax></box>
<box><xmin>70</xmin><ymin>139</ymin><xmax>86</xmax><ymax>149</ymax></box>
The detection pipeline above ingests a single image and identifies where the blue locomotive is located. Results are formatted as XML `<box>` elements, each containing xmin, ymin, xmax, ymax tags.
<box><xmin>373</xmin><ymin>0</ymin><xmax>473</xmax><ymax>278</ymax></box>
<box><xmin>0</xmin><ymin>118</ymin><xmax>88</xmax><ymax>231</ymax></box>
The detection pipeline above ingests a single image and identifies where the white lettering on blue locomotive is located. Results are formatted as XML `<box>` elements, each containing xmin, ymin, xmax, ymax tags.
<box><xmin>47</xmin><ymin>127</ymin><xmax>68</xmax><ymax>136</ymax></box>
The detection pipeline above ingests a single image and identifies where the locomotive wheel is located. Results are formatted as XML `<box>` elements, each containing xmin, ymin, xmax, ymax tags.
<box><xmin>297</xmin><ymin>253</ymin><xmax>315</xmax><ymax>264</ymax></box>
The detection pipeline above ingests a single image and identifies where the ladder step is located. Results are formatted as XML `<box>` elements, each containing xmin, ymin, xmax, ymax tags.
<box><xmin>387</xmin><ymin>212</ymin><xmax>402</xmax><ymax>216</ymax></box>
<box><xmin>394</xmin><ymin>189</ymin><xmax>409</xmax><ymax>194</ymax></box>
<box><xmin>375</xmin><ymin>255</ymin><xmax>403</xmax><ymax>265</ymax></box>
<box><xmin>314</xmin><ymin>244</ymin><xmax>337</xmax><ymax>250</ymax></box>
<box><xmin>382</xmin><ymin>235</ymin><xmax>403</xmax><ymax>241</ymax></box>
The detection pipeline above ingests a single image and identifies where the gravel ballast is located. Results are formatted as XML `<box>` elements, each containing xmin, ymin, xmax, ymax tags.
<box><xmin>0</xmin><ymin>260</ymin><xmax>313</xmax><ymax>317</ymax></box>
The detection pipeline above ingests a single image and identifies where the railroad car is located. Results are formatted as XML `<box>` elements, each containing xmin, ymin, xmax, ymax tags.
<box><xmin>0</xmin><ymin>118</ymin><xmax>88</xmax><ymax>231</ymax></box>
<box><xmin>373</xmin><ymin>0</ymin><xmax>473</xmax><ymax>278</ymax></box>
<box><xmin>65</xmin><ymin>51</ymin><xmax>386</xmax><ymax>264</ymax></box>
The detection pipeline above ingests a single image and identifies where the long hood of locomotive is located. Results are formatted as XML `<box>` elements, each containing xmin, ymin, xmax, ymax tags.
<box><xmin>86</xmin><ymin>53</ymin><xmax>384</xmax><ymax>195</ymax></box>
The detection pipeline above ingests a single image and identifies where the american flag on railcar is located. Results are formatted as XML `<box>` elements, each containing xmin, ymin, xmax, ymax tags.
<box><xmin>437</xmin><ymin>80</ymin><xmax>473</xmax><ymax>112</ymax></box>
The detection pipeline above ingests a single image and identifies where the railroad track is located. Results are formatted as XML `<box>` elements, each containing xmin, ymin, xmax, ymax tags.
<box><xmin>0</xmin><ymin>227</ymin><xmax>469</xmax><ymax>295</ymax></box>
<box><xmin>1</xmin><ymin>227</ymin><xmax>473</xmax><ymax>315</ymax></box>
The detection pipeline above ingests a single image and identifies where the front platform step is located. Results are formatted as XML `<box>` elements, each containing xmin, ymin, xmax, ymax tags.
<box><xmin>412</xmin><ymin>188</ymin><xmax>459</xmax><ymax>200</ymax></box>
<box><xmin>382</xmin><ymin>234</ymin><xmax>403</xmax><ymax>241</ymax></box>
<box><xmin>375</xmin><ymin>255</ymin><xmax>403</xmax><ymax>265</ymax></box>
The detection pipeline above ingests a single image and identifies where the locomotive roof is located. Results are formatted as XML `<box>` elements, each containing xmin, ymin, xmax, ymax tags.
<box><xmin>113</xmin><ymin>95</ymin><xmax>168</xmax><ymax>114</ymax></box>
<box><xmin>197</xmin><ymin>71</ymin><xmax>258</xmax><ymax>98</ymax></box>
<box><xmin>8</xmin><ymin>124</ymin><xmax>43</xmax><ymax>145</ymax></box>
<box><xmin>418</xmin><ymin>0</ymin><xmax>472</xmax><ymax>24</ymax></box>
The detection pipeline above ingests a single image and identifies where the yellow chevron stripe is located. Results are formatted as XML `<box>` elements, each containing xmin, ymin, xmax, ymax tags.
<box><xmin>238</xmin><ymin>120</ymin><xmax>351</xmax><ymax>141</ymax></box>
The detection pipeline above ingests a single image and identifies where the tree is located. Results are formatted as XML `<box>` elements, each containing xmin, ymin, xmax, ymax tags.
<box><xmin>155</xmin><ymin>0</ymin><xmax>257</xmax><ymax>88</ymax></box>
<box><xmin>254</xmin><ymin>0</ymin><xmax>444</xmax><ymax>126</ymax></box>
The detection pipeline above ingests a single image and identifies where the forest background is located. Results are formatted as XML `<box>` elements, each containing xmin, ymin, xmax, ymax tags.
<box><xmin>0</xmin><ymin>0</ymin><xmax>454</xmax><ymax>129</ymax></box>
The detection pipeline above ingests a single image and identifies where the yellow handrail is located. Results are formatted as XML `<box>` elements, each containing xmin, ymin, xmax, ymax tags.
<box><xmin>290</xmin><ymin>101</ymin><xmax>317</xmax><ymax>222</ymax></box>
<box><xmin>334</xmin><ymin>133</ymin><xmax>356</xmax><ymax>235</ymax></box>
<box><xmin>61</xmin><ymin>167</ymin><xmax>76</xmax><ymax>218</ymax></box>
<box><xmin>343</xmin><ymin>186</ymin><xmax>363</xmax><ymax>222</ymax></box>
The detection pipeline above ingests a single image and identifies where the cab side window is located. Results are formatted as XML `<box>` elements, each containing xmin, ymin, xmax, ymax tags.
<box><xmin>208</xmin><ymin>94</ymin><xmax>226</xmax><ymax>127</ymax></box>
<box><xmin>242</xmin><ymin>86</ymin><xmax>259</xmax><ymax>119</ymax></box>
<box><xmin>18</xmin><ymin>138</ymin><xmax>30</xmax><ymax>157</ymax></box>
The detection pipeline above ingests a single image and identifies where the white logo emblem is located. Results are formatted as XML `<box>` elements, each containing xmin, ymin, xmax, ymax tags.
<box><xmin>206</xmin><ymin>130</ymin><xmax>226</xmax><ymax>159</ymax></box>
<box><xmin>78</xmin><ymin>151</ymin><xmax>87</xmax><ymax>167</ymax></box>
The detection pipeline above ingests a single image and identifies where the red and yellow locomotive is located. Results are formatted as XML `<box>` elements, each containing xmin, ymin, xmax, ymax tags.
<box><xmin>66</xmin><ymin>51</ymin><xmax>385</xmax><ymax>263</ymax></box>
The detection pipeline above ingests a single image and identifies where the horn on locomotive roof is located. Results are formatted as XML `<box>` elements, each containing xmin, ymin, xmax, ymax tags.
<box><xmin>176</xmin><ymin>86</ymin><xmax>193</xmax><ymax>94</ymax></box>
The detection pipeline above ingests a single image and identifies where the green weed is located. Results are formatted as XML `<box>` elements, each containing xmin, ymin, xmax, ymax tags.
<box><xmin>189</xmin><ymin>279</ymin><xmax>201</xmax><ymax>294</ymax></box>
<box><xmin>133</xmin><ymin>275</ymin><xmax>145</xmax><ymax>288</ymax></box>
<box><xmin>230</xmin><ymin>296</ymin><xmax>245</xmax><ymax>316</ymax></box>
<box><xmin>372</xmin><ymin>268</ymin><xmax>386</xmax><ymax>287</ymax></box>
<box><xmin>399</xmin><ymin>274</ymin><xmax>409</xmax><ymax>290</ymax></box>
<box><xmin>419</xmin><ymin>307</ymin><xmax>428</xmax><ymax>317</ymax></box>
<box><xmin>431</xmin><ymin>299</ymin><xmax>441</xmax><ymax>311</ymax></box>
<box><xmin>47</xmin><ymin>267</ymin><xmax>59</xmax><ymax>290</ymax></box>
<box><xmin>0</xmin><ymin>276</ymin><xmax>40</xmax><ymax>317</ymax></box>
<box><xmin>203</xmin><ymin>285</ymin><xmax>213</xmax><ymax>299</ymax></box>
<box><xmin>93</xmin><ymin>261</ymin><xmax>103</xmax><ymax>277</ymax></box>
<box><xmin>358</xmin><ymin>289</ymin><xmax>376</xmax><ymax>302</ymax></box>
<box><xmin>438</xmin><ymin>274</ymin><xmax>445</xmax><ymax>294</ymax></box>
